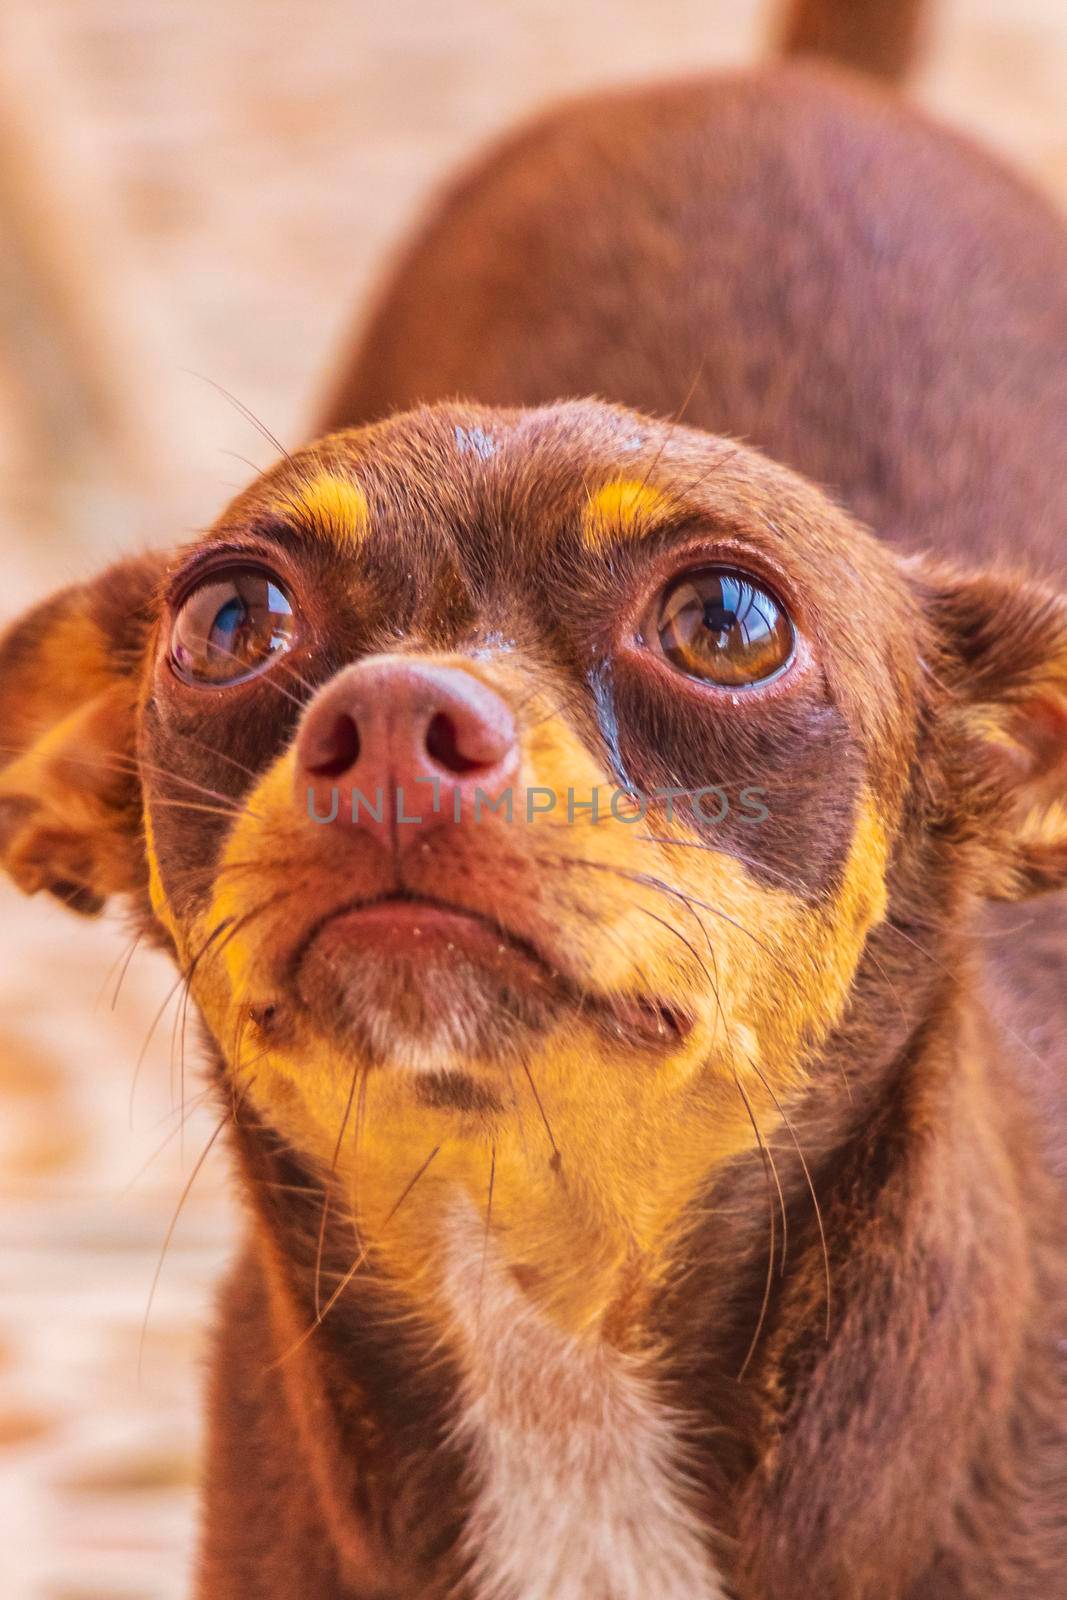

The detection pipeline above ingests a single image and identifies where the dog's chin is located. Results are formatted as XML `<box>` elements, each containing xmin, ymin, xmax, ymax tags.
<box><xmin>292</xmin><ymin>923</ymin><xmax>561</xmax><ymax>1076</ymax></box>
<box><xmin>285</xmin><ymin>898</ymin><xmax>695</xmax><ymax>1088</ymax></box>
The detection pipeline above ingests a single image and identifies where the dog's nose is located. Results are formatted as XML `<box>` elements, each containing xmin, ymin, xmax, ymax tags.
<box><xmin>295</xmin><ymin>656</ymin><xmax>519</xmax><ymax>848</ymax></box>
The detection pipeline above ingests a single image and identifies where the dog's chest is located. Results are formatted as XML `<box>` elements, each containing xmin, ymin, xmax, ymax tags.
<box><xmin>439</xmin><ymin>1211</ymin><xmax>726</xmax><ymax>1600</ymax></box>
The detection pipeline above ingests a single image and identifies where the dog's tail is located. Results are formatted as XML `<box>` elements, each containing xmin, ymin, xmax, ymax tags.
<box><xmin>778</xmin><ymin>0</ymin><xmax>928</xmax><ymax>81</ymax></box>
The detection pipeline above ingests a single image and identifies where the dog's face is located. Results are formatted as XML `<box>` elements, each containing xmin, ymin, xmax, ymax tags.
<box><xmin>3</xmin><ymin>401</ymin><xmax>1067</xmax><ymax>1326</ymax></box>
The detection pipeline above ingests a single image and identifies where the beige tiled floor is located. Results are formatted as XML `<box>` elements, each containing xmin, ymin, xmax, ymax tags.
<box><xmin>0</xmin><ymin>2</ymin><xmax>1065</xmax><ymax>1596</ymax></box>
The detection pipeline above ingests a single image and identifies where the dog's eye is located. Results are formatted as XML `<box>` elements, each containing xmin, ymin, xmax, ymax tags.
<box><xmin>170</xmin><ymin>566</ymin><xmax>295</xmax><ymax>686</ymax></box>
<box><xmin>649</xmin><ymin>567</ymin><xmax>794</xmax><ymax>687</ymax></box>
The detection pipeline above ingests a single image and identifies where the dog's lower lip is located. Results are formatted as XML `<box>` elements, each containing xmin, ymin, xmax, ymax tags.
<box><xmin>315</xmin><ymin>896</ymin><xmax>540</xmax><ymax>963</ymax></box>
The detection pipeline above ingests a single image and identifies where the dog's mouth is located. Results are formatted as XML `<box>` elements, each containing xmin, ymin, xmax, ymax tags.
<box><xmin>281</xmin><ymin>890</ymin><xmax>692</xmax><ymax>1066</ymax></box>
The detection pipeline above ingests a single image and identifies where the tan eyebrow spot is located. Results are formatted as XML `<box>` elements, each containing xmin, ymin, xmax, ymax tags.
<box><xmin>276</xmin><ymin>473</ymin><xmax>370</xmax><ymax>548</ymax></box>
<box><xmin>581</xmin><ymin>479</ymin><xmax>672</xmax><ymax>549</ymax></box>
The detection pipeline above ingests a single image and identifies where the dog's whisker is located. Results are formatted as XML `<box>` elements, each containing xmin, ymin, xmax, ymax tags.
<box><xmin>186</xmin><ymin>370</ymin><xmax>296</xmax><ymax>466</ymax></box>
<box><xmin>271</xmin><ymin>1142</ymin><xmax>442</xmax><ymax>1369</ymax></box>
<box><xmin>476</xmin><ymin>1141</ymin><xmax>497</xmax><ymax>1344</ymax></box>
<box><xmin>137</xmin><ymin>1088</ymin><xmax>247</xmax><ymax>1382</ymax></box>
<box><xmin>314</xmin><ymin>1060</ymin><xmax>364</xmax><ymax>1319</ymax></box>
<box><xmin>745</xmin><ymin>1055</ymin><xmax>833</xmax><ymax>1343</ymax></box>
<box><xmin>519</xmin><ymin>1059</ymin><xmax>562</xmax><ymax>1175</ymax></box>
<box><xmin>732</xmin><ymin>1071</ymin><xmax>780</xmax><ymax>1380</ymax></box>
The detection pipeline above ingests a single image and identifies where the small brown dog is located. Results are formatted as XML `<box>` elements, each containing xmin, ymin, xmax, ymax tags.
<box><xmin>2</xmin><ymin>1</ymin><xmax>1066</xmax><ymax>1595</ymax></box>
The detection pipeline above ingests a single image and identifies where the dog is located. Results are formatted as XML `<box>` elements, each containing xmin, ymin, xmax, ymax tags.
<box><xmin>1</xmin><ymin>0</ymin><xmax>1065</xmax><ymax>1595</ymax></box>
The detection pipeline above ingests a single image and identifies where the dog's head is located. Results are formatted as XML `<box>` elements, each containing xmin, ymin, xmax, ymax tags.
<box><xmin>4</xmin><ymin>401</ymin><xmax>1066</xmax><ymax>1324</ymax></box>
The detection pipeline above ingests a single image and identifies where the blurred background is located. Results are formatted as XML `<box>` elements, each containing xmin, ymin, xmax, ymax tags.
<box><xmin>0</xmin><ymin>1</ymin><xmax>1064</xmax><ymax>1595</ymax></box>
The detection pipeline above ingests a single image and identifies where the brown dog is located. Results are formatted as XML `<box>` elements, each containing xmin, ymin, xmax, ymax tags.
<box><xmin>2</xmin><ymin>2</ymin><xmax>1066</xmax><ymax>1596</ymax></box>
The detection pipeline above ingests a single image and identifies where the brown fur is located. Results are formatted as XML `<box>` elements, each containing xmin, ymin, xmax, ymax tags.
<box><xmin>2</xmin><ymin>5</ymin><xmax>1066</xmax><ymax>1597</ymax></box>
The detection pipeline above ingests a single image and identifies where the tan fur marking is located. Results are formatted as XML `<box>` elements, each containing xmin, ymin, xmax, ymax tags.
<box><xmin>276</xmin><ymin>473</ymin><xmax>370</xmax><ymax>547</ymax></box>
<box><xmin>581</xmin><ymin>479</ymin><xmax>672</xmax><ymax>549</ymax></box>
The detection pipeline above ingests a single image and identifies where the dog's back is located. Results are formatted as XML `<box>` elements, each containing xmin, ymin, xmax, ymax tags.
<box><xmin>324</xmin><ymin>21</ymin><xmax>1067</xmax><ymax>581</ymax></box>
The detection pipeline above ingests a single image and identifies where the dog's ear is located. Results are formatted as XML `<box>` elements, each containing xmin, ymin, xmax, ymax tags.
<box><xmin>0</xmin><ymin>555</ymin><xmax>165</xmax><ymax>915</ymax></box>
<box><xmin>911</xmin><ymin>558</ymin><xmax>1067</xmax><ymax>900</ymax></box>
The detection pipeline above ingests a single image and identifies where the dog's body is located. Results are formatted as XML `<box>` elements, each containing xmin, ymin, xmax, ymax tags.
<box><xmin>312</xmin><ymin>36</ymin><xmax>1067</xmax><ymax>1594</ymax></box>
<box><xmin>2</xmin><ymin>4</ymin><xmax>1067</xmax><ymax>1598</ymax></box>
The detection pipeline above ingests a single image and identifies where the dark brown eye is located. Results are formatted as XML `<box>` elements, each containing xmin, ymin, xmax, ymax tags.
<box><xmin>170</xmin><ymin>566</ymin><xmax>295</xmax><ymax>686</ymax></box>
<box><xmin>650</xmin><ymin>567</ymin><xmax>794</xmax><ymax>687</ymax></box>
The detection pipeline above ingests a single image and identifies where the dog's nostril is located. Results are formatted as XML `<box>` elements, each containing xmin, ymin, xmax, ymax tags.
<box><xmin>305</xmin><ymin>711</ymin><xmax>361</xmax><ymax>778</ymax></box>
<box><xmin>425</xmin><ymin>711</ymin><xmax>483</xmax><ymax>775</ymax></box>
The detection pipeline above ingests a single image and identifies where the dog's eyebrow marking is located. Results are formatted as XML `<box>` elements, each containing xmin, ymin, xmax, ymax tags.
<box><xmin>274</xmin><ymin>473</ymin><xmax>370</xmax><ymax>548</ymax></box>
<box><xmin>581</xmin><ymin>478</ymin><xmax>673</xmax><ymax>548</ymax></box>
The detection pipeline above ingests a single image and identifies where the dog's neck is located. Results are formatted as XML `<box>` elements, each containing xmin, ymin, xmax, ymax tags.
<box><xmin>200</xmin><ymin>950</ymin><xmax>1064</xmax><ymax>1600</ymax></box>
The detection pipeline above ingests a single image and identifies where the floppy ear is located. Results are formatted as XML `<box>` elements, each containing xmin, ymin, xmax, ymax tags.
<box><xmin>911</xmin><ymin>558</ymin><xmax>1067</xmax><ymax>900</ymax></box>
<box><xmin>0</xmin><ymin>555</ymin><xmax>164</xmax><ymax>915</ymax></box>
